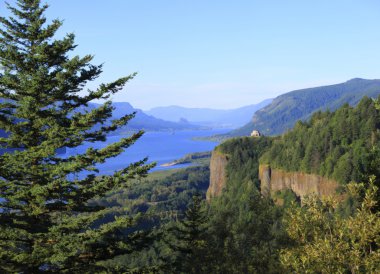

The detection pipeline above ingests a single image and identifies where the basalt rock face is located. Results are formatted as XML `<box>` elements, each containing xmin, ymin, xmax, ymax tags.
<box><xmin>206</xmin><ymin>150</ymin><xmax>228</xmax><ymax>201</ymax></box>
<box><xmin>207</xmin><ymin>153</ymin><xmax>340</xmax><ymax>202</ymax></box>
<box><xmin>259</xmin><ymin>165</ymin><xmax>340</xmax><ymax>200</ymax></box>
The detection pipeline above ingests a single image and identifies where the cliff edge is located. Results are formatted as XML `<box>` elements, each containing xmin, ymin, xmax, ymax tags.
<box><xmin>259</xmin><ymin>165</ymin><xmax>339</xmax><ymax>201</ymax></box>
<box><xmin>206</xmin><ymin>150</ymin><xmax>228</xmax><ymax>201</ymax></box>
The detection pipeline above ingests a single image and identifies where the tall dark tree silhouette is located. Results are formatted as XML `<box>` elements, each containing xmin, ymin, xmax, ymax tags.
<box><xmin>165</xmin><ymin>194</ymin><xmax>210</xmax><ymax>273</ymax></box>
<box><xmin>0</xmin><ymin>0</ymin><xmax>153</xmax><ymax>272</ymax></box>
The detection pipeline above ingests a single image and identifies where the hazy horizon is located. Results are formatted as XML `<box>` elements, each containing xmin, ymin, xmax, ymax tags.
<box><xmin>2</xmin><ymin>0</ymin><xmax>379</xmax><ymax>109</ymax></box>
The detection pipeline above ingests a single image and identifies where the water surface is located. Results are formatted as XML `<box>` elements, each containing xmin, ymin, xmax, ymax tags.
<box><xmin>65</xmin><ymin>129</ymin><xmax>229</xmax><ymax>175</ymax></box>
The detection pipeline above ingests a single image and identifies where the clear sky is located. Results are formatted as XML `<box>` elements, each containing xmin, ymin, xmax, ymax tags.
<box><xmin>2</xmin><ymin>0</ymin><xmax>380</xmax><ymax>110</ymax></box>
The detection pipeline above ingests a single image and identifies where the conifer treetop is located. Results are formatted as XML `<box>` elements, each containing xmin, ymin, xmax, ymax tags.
<box><xmin>0</xmin><ymin>0</ymin><xmax>153</xmax><ymax>272</ymax></box>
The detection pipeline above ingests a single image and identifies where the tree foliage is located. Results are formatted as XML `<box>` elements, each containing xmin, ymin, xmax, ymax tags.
<box><xmin>231</xmin><ymin>78</ymin><xmax>380</xmax><ymax>136</ymax></box>
<box><xmin>89</xmin><ymin>165</ymin><xmax>211</xmax><ymax>271</ymax></box>
<box><xmin>164</xmin><ymin>194</ymin><xmax>210</xmax><ymax>273</ymax></box>
<box><xmin>281</xmin><ymin>177</ymin><xmax>380</xmax><ymax>273</ymax></box>
<box><xmin>218</xmin><ymin>136</ymin><xmax>273</xmax><ymax>189</ymax></box>
<box><xmin>205</xmin><ymin>137</ymin><xmax>286</xmax><ymax>273</ymax></box>
<box><xmin>0</xmin><ymin>1</ymin><xmax>152</xmax><ymax>272</ymax></box>
<box><xmin>261</xmin><ymin>96</ymin><xmax>380</xmax><ymax>185</ymax></box>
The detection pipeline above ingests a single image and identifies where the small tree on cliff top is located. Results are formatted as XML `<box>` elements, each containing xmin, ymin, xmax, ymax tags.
<box><xmin>0</xmin><ymin>0</ymin><xmax>153</xmax><ymax>272</ymax></box>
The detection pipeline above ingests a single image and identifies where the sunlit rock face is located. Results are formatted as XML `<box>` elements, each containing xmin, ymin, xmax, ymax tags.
<box><xmin>207</xmin><ymin>150</ymin><xmax>228</xmax><ymax>201</ymax></box>
<box><xmin>259</xmin><ymin>165</ymin><xmax>340</xmax><ymax>201</ymax></box>
<box><xmin>207</xmin><ymin>151</ymin><xmax>340</xmax><ymax>203</ymax></box>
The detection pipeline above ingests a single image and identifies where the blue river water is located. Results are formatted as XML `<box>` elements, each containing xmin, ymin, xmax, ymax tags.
<box><xmin>65</xmin><ymin>129</ymin><xmax>229</xmax><ymax>175</ymax></box>
<box><xmin>0</xmin><ymin>129</ymin><xmax>228</xmax><ymax>203</ymax></box>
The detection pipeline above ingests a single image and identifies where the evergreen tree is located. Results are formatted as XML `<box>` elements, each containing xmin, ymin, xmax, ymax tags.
<box><xmin>0</xmin><ymin>0</ymin><xmax>153</xmax><ymax>272</ymax></box>
<box><xmin>164</xmin><ymin>194</ymin><xmax>210</xmax><ymax>273</ymax></box>
<box><xmin>208</xmin><ymin>182</ymin><xmax>285</xmax><ymax>274</ymax></box>
<box><xmin>260</xmin><ymin>96</ymin><xmax>380</xmax><ymax>185</ymax></box>
<box><xmin>206</xmin><ymin>137</ymin><xmax>287</xmax><ymax>273</ymax></box>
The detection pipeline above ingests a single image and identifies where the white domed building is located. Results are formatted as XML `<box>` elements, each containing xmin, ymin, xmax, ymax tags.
<box><xmin>250</xmin><ymin>130</ymin><xmax>261</xmax><ymax>137</ymax></box>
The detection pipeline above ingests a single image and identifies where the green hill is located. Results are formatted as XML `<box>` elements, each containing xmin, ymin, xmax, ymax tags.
<box><xmin>260</xmin><ymin>96</ymin><xmax>380</xmax><ymax>184</ymax></box>
<box><xmin>230</xmin><ymin>78</ymin><xmax>380</xmax><ymax>136</ymax></box>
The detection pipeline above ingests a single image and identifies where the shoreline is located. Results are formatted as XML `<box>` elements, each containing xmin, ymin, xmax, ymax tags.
<box><xmin>160</xmin><ymin>161</ymin><xmax>180</xmax><ymax>167</ymax></box>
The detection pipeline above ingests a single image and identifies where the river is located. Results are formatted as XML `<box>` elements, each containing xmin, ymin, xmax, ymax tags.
<box><xmin>65</xmin><ymin>129</ymin><xmax>229</xmax><ymax>175</ymax></box>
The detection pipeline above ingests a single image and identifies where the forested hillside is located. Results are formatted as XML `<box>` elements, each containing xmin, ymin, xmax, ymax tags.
<box><xmin>231</xmin><ymin>78</ymin><xmax>380</xmax><ymax>136</ymax></box>
<box><xmin>215</xmin><ymin>136</ymin><xmax>273</xmax><ymax>188</ymax></box>
<box><xmin>205</xmin><ymin>136</ymin><xmax>286</xmax><ymax>272</ymax></box>
<box><xmin>1</xmin><ymin>1</ymin><xmax>379</xmax><ymax>273</ymax></box>
<box><xmin>260</xmin><ymin>96</ymin><xmax>380</xmax><ymax>184</ymax></box>
<box><xmin>199</xmin><ymin>99</ymin><xmax>380</xmax><ymax>272</ymax></box>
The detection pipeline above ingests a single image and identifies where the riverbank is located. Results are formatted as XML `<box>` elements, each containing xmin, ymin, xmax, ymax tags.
<box><xmin>160</xmin><ymin>151</ymin><xmax>211</xmax><ymax>167</ymax></box>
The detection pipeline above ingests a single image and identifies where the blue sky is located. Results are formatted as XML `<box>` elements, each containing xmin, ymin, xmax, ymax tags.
<box><xmin>2</xmin><ymin>0</ymin><xmax>380</xmax><ymax>109</ymax></box>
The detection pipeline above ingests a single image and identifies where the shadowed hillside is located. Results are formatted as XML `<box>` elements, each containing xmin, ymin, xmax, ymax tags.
<box><xmin>230</xmin><ymin>78</ymin><xmax>380</xmax><ymax>136</ymax></box>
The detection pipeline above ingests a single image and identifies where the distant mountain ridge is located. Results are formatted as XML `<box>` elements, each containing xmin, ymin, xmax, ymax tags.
<box><xmin>88</xmin><ymin>102</ymin><xmax>202</xmax><ymax>132</ymax></box>
<box><xmin>0</xmin><ymin>101</ymin><xmax>201</xmax><ymax>139</ymax></box>
<box><xmin>146</xmin><ymin>99</ymin><xmax>273</xmax><ymax>129</ymax></box>
<box><xmin>230</xmin><ymin>78</ymin><xmax>380</xmax><ymax>136</ymax></box>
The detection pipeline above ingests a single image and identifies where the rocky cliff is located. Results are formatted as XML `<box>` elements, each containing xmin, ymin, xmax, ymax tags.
<box><xmin>259</xmin><ymin>165</ymin><xmax>340</xmax><ymax>201</ymax></box>
<box><xmin>206</xmin><ymin>150</ymin><xmax>228</xmax><ymax>201</ymax></box>
<box><xmin>207</xmin><ymin>149</ymin><xmax>340</xmax><ymax>202</ymax></box>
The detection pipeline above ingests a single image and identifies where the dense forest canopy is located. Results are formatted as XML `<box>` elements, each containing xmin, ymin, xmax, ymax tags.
<box><xmin>205</xmin><ymin>104</ymin><xmax>380</xmax><ymax>272</ymax></box>
<box><xmin>260</xmin><ymin>96</ymin><xmax>380</xmax><ymax>184</ymax></box>
<box><xmin>0</xmin><ymin>0</ymin><xmax>379</xmax><ymax>273</ymax></box>
<box><xmin>216</xmin><ymin>136</ymin><xmax>273</xmax><ymax>189</ymax></box>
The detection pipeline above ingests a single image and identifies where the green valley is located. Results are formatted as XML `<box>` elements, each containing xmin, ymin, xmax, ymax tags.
<box><xmin>1</xmin><ymin>0</ymin><xmax>379</xmax><ymax>273</ymax></box>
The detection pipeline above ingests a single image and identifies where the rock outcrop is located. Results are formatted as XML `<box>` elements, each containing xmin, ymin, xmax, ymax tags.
<box><xmin>206</xmin><ymin>150</ymin><xmax>228</xmax><ymax>201</ymax></box>
<box><xmin>207</xmin><ymin>151</ymin><xmax>340</xmax><ymax>202</ymax></box>
<box><xmin>259</xmin><ymin>165</ymin><xmax>340</xmax><ymax>201</ymax></box>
